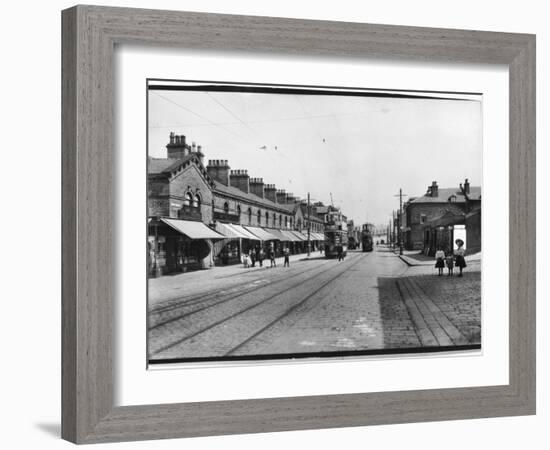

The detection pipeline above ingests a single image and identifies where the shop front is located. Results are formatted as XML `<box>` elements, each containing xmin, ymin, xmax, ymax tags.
<box><xmin>148</xmin><ymin>217</ymin><xmax>225</xmax><ymax>276</ymax></box>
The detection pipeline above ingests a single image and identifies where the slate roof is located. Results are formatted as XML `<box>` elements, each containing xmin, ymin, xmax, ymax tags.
<box><xmin>147</xmin><ymin>155</ymin><xmax>196</xmax><ymax>175</ymax></box>
<box><xmin>426</xmin><ymin>209</ymin><xmax>466</xmax><ymax>228</ymax></box>
<box><xmin>410</xmin><ymin>187</ymin><xmax>481</xmax><ymax>204</ymax></box>
<box><xmin>214</xmin><ymin>182</ymin><xmax>295</xmax><ymax>214</ymax></box>
<box><xmin>299</xmin><ymin>203</ymin><xmax>324</xmax><ymax>222</ymax></box>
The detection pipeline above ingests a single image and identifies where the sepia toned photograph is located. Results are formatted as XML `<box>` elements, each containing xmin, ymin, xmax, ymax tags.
<box><xmin>146</xmin><ymin>80</ymin><xmax>482</xmax><ymax>364</ymax></box>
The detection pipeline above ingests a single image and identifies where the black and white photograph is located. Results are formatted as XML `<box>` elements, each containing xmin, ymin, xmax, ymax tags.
<box><xmin>147</xmin><ymin>80</ymin><xmax>482</xmax><ymax>364</ymax></box>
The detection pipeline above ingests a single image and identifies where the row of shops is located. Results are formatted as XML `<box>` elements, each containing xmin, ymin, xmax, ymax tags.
<box><xmin>148</xmin><ymin>217</ymin><xmax>325</xmax><ymax>276</ymax></box>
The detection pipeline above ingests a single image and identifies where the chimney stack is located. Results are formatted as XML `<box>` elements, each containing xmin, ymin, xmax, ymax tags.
<box><xmin>206</xmin><ymin>159</ymin><xmax>230</xmax><ymax>186</ymax></box>
<box><xmin>249</xmin><ymin>178</ymin><xmax>265</xmax><ymax>198</ymax></box>
<box><xmin>229</xmin><ymin>169</ymin><xmax>250</xmax><ymax>194</ymax></box>
<box><xmin>196</xmin><ymin>145</ymin><xmax>205</xmax><ymax>164</ymax></box>
<box><xmin>264</xmin><ymin>184</ymin><xmax>277</xmax><ymax>203</ymax></box>
<box><xmin>166</xmin><ymin>132</ymin><xmax>189</xmax><ymax>159</ymax></box>
<box><xmin>463</xmin><ymin>178</ymin><xmax>470</xmax><ymax>195</ymax></box>
<box><xmin>430</xmin><ymin>181</ymin><xmax>439</xmax><ymax>197</ymax></box>
<box><xmin>276</xmin><ymin>189</ymin><xmax>287</xmax><ymax>204</ymax></box>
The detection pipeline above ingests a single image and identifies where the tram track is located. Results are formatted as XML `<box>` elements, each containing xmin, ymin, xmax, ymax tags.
<box><xmin>148</xmin><ymin>258</ymin><xmax>334</xmax><ymax>330</ymax></box>
<box><xmin>148</xmin><ymin>260</ymin><xmax>334</xmax><ymax>317</ymax></box>
<box><xmin>224</xmin><ymin>253</ymin><xmax>366</xmax><ymax>355</ymax></box>
<box><xmin>150</xmin><ymin>252</ymin><xmax>368</xmax><ymax>358</ymax></box>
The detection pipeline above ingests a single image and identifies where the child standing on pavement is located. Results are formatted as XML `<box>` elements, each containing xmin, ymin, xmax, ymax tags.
<box><xmin>269</xmin><ymin>246</ymin><xmax>276</xmax><ymax>268</ymax></box>
<box><xmin>283</xmin><ymin>246</ymin><xmax>290</xmax><ymax>267</ymax></box>
<box><xmin>454</xmin><ymin>239</ymin><xmax>467</xmax><ymax>277</ymax></box>
<box><xmin>445</xmin><ymin>252</ymin><xmax>454</xmax><ymax>276</ymax></box>
<box><xmin>434</xmin><ymin>247</ymin><xmax>445</xmax><ymax>276</ymax></box>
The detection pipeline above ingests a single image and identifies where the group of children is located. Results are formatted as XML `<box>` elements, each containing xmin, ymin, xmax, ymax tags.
<box><xmin>434</xmin><ymin>239</ymin><xmax>467</xmax><ymax>277</ymax></box>
<box><xmin>242</xmin><ymin>245</ymin><xmax>290</xmax><ymax>269</ymax></box>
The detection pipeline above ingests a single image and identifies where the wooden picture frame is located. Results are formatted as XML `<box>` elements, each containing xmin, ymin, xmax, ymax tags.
<box><xmin>62</xmin><ymin>5</ymin><xmax>536</xmax><ymax>444</ymax></box>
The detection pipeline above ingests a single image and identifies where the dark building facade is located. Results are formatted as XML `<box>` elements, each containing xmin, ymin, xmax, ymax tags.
<box><xmin>403</xmin><ymin>179</ymin><xmax>481</xmax><ymax>254</ymax></box>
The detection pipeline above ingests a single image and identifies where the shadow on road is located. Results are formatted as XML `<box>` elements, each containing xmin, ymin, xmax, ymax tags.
<box><xmin>377</xmin><ymin>270</ymin><xmax>482</xmax><ymax>348</ymax></box>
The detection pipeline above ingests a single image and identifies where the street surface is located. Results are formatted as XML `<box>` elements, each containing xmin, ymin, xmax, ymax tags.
<box><xmin>148</xmin><ymin>247</ymin><xmax>481</xmax><ymax>361</ymax></box>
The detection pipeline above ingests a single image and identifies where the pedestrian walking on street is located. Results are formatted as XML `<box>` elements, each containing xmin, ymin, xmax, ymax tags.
<box><xmin>269</xmin><ymin>246</ymin><xmax>276</xmax><ymax>268</ymax></box>
<box><xmin>435</xmin><ymin>247</ymin><xmax>445</xmax><ymax>276</ymax></box>
<box><xmin>454</xmin><ymin>239</ymin><xmax>467</xmax><ymax>277</ymax></box>
<box><xmin>337</xmin><ymin>245</ymin><xmax>344</xmax><ymax>262</ymax></box>
<box><xmin>258</xmin><ymin>247</ymin><xmax>264</xmax><ymax>267</ymax></box>
<box><xmin>445</xmin><ymin>252</ymin><xmax>454</xmax><ymax>276</ymax></box>
<box><xmin>283</xmin><ymin>246</ymin><xmax>290</xmax><ymax>267</ymax></box>
<box><xmin>250</xmin><ymin>249</ymin><xmax>256</xmax><ymax>267</ymax></box>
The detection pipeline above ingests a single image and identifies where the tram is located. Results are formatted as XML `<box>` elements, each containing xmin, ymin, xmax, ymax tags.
<box><xmin>324</xmin><ymin>209</ymin><xmax>348</xmax><ymax>258</ymax></box>
<box><xmin>361</xmin><ymin>223</ymin><xmax>374</xmax><ymax>252</ymax></box>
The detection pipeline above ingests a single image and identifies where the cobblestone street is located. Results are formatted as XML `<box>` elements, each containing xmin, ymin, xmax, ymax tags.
<box><xmin>148</xmin><ymin>246</ymin><xmax>481</xmax><ymax>362</ymax></box>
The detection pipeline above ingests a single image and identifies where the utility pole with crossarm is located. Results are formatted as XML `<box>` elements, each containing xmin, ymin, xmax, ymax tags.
<box><xmin>394</xmin><ymin>188</ymin><xmax>408</xmax><ymax>255</ymax></box>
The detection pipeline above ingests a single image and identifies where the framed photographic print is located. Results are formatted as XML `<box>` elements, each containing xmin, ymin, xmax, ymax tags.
<box><xmin>62</xmin><ymin>5</ymin><xmax>536</xmax><ymax>444</ymax></box>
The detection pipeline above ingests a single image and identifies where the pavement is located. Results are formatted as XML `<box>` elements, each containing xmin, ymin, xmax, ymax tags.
<box><xmin>393</xmin><ymin>248</ymin><xmax>482</xmax><ymax>267</ymax></box>
<box><xmin>149</xmin><ymin>251</ymin><xmax>322</xmax><ymax>305</ymax></box>
<box><xmin>148</xmin><ymin>246</ymin><xmax>481</xmax><ymax>361</ymax></box>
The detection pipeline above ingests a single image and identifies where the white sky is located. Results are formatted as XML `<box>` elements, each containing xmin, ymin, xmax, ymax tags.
<box><xmin>148</xmin><ymin>86</ymin><xmax>482</xmax><ymax>226</ymax></box>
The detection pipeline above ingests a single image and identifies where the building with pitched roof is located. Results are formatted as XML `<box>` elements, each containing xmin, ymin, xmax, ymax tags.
<box><xmin>403</xmin><ymin>179</ymin><xmax>481</xmax><ymax>252</ymax></box>
<box><xmin>148</xmin><ymin>132</ymin><xmax>334</xmax><ymax>275</ymax></box>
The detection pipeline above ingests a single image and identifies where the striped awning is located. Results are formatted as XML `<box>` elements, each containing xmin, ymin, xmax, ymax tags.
<box><xmin>160</xmin><ymin>218</ymin><xmax>225</xmax><ymax>240</ymax></box>
<box><xmin>228</xmin><ymin>224</ymin><xmax>260</xmax><ymax>240</ymax></box>
<box><xmin>244</xmin><ymin>226</ymin><xmax>280</xmax><ymax>241</ymax></box>
<box><xmin>298</xmin><ymin>231</ymin><xmax>323</xmax><ymax>241</ymax></box>
<box><xmin>280</xmin><ymin>230</ymin><xmax>301</xmax><ymax>242</ymax></box>
<box><xmin>263</xmin><ymin>228</ymin><xmax>288</xmax><ymax>241</ymax></box>
<box><xmin>289</xmin><ymin>230</ymin><xmax>308</xmax><ymax>241</ymax></box>
<box><xmin>215</xmin><ymin>222</ymin><xmax>249</xmax><ymax>239</ymax></box>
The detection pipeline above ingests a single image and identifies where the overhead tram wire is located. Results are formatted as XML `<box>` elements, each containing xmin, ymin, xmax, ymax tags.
<box><xmin>151</xmin><ymin>91</ymin><xmax>248</xmax><ymax>143</ymax></box>
<box><xmin>294</xmin><ymin>95</ymin><xmax>340</xmax><ymax>157</ymax></box>
<box><xmin>148</xmin><ymin>109</ymin><xmax>389</xmax><ymax>129</ymax></box>
<box><xmin>206</xmin><ymin>92</ymin><xmax>260</xmax><ymax>137</ymax></box>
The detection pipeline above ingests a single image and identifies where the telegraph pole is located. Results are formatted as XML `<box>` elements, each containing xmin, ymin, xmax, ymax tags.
<box><xmin>307</xmin><ymin>192</ymin><xmax>311</xmax><ymax>257</ymax></box>
<box><xmin>393</xmin><ymin>188</ymin><xmax>408</xmax><ymax>255</ymax></box>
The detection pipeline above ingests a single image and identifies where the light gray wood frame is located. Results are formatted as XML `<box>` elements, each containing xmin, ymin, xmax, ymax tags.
<box><xmin>62</xmin><ymin>5</ymin><xmax>536</xmax><ymax>444</ymax></box>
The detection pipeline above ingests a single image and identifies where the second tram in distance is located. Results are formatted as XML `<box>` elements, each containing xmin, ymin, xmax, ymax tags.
<box><xmin>361</xmin><ymin>223</ymin><xmax>374</xmax><ymax>252</ymax></box>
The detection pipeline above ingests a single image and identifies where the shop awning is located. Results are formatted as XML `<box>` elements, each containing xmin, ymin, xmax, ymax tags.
<box><xmin>230</xmin><ymin>224</ymin><xmax>260</xmax><ymax>240</ymax></box>
<box><xmin>244</xmin><ymin>226</ymin><xmax>280</xmax><ymax>241</ymax></box>
<box><xmin>215</xmin><ymin>222</ymin><xmax>249</xmax><ymax>239</ymax></box>
<box><xmin>228</xmin><ymin>223</ymin><xmax>261</xmax><ymax>241</ymax></box>
<box><xmin>289</xmin><ymin>230</ymin><xmax>308</xmax><ymax>241</ymax></box>
<box><xmin>280</xmin><ymin>230</ymin><xmax>302</xmax><ymax>242</ymax></box>
<box><xmin>160</xmin><ymin>218</ymin><xmax>225</xmax><ymax>240</ymax></box>
<box><xmin>263</xmin><ymin>228</ymin><xmax>288</xmax><ymax>241</ymax></box>
<box><xmin>299</xmin><ymin>231</ymin><xmax>323</xmax><ymax>241</ymax></box>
